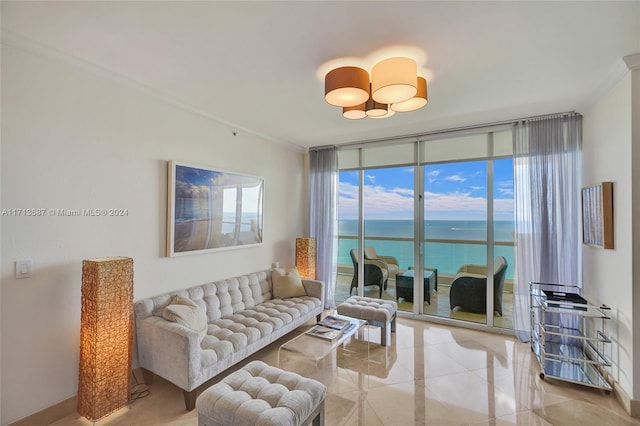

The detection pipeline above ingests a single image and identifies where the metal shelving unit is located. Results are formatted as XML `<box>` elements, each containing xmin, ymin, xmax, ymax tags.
<box><xmin>529</xmin><ymin>282</ymin><xmax>612</xmax><ymax>391</ymax></box>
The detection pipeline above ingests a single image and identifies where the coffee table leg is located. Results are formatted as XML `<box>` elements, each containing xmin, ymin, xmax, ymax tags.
<box><xmin>381</xmin><ymin>322</ymin><xmax>390</xmax><ymax>346</ymax></box>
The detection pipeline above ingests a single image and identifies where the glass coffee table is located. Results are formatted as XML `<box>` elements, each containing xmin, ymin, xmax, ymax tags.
<box><xmin>277</xmin><ymin>314</ymin><xmax>369</xmax><ymax>377</ymax></box>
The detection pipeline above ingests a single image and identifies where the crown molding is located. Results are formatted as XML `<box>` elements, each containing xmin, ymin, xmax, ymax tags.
<box><xmin>583</xmin><ymin>55</ymin><xmax>635</xmax><ymax>109</ymax></box>
<box><xmin>623</xmin><ymin>53</ymin><xmax>640</xmax><ymax>71</ymax></box>
<box><xmin>1</xmin><ymin>29</ymin><xmax>306</xmax><ymax>154</ymax></box>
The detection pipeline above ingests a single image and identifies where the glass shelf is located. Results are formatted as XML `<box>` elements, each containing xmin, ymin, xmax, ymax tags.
<box><xmin>540</xmin><ymin>341</ymin><xmax>610</xmax><ymax>366</ymax></box>
<box><xmin>530</xmin><ymin>288</ymin><xmax>610</xmax><ymax>318</ymax></box>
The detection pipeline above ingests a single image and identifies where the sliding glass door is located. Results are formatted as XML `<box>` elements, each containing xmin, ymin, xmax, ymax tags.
<box><xmin>335</xmin><ymin>130</ymin><xmax>514</xmax><ymax>331</ymax></box>
<box><xmin>492</xmin><ymin>158</ymin><xmax>515</xmax><ymax>329</ymax></box>
<box><xmin>363</xmin><ymin>166</ymin><xmax>414</xmax><ymax>306</ymax></box>
<box><xmin>423</xmin><ymin>160</ymin><xmax>488</xmax><ymax>323</ymax></box>
<box><xmin>335</xmin><ymin>169</ymin><xmax>358</xmax><ymax>304</ymax></box>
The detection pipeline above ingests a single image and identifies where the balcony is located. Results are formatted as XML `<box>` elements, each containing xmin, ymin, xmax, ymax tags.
<box><xmin>336</xmin><ymin>235</ymin><xmax>514</xmax><ymax>329</ymax></box>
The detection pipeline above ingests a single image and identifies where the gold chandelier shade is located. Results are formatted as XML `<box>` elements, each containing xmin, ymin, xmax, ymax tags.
<box><xmin>370</xmin><ymin>108</ymin><xmax>395</xmax><ymax>119</ymax></box>
<box><xmin>343</xmin><ymin>94</ymin><xmax>392</xmax><ymax>119</ymax></box>
<box><xmin>324</xmin><ymin>66</ymin><xmax>370</xmax><ymax>107</ymax></box>
<box><xmin>343</xmin><ymin>103</ymin><xmax>367</xmax><ymax>120</ymax></box>
<box><xmin>371</xmin><ymin>57</ymin><xmax>418</xmax><ymax>104</ymax></box>
<box><xmin>365</xmin><ymin>87</ymin><xmax>388</xmax><ymax>117</ymax></box>
<box><xmin>391</xmin><ymin>76</ymin><xmax>428</xmax><ymax>112</ymax></box>
<box><xmin>323</xmin><ymin>53</ymin><xmax>428</xmax><ymax>120</ymax></box>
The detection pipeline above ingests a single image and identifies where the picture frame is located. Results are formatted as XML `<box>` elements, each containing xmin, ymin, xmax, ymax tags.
<box><xmin>167</xmin><ymin>161</ymin><xmax>264</xmax><ymax>257</ymax></box>
<box><xmin>581</xmin><ymin>182</ymin><xmax>613</xmax><ymax>249</ymax></box>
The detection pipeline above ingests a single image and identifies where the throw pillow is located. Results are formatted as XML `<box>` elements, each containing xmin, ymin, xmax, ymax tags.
<box><xmin>162</xmin><ymin>295</ymin><xmax>208</xmax><ymax>341</ymax></box>
<box><xmin>272</xmin><ymin>268</ymin><xmax>306</xmax><ymax>299</ymax></box>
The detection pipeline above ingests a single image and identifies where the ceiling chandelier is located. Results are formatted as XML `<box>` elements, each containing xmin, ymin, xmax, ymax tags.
<box><xmin>324</xmin><ymin>57</ymin><xmax>428</xmax><ymax>120</ymax></box>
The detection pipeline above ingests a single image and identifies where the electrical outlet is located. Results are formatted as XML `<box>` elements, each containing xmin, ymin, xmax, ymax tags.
<box><xmin>15</xmin><ymin>259</ymin><xmax>32</xmax><ymax>279</ymax></box>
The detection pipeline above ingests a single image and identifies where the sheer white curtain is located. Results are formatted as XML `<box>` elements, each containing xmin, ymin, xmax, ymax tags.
<box><xmin>309</xmin><ymin>146</ymin><xmax>338</xmax><ymax>309</ymax></box>
<box><xmin>512</xmin><ymin>113</ymin><xmax>583</xmax><ymax>341</ymax></box>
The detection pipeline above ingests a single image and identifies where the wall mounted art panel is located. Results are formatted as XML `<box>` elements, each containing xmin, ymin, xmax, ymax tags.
<box><xmin>167</xmin><ymin>161</ymin><xmax>264</xmax><ymax>256</ymax></box>
<box><xmin>582</xmin><ymin>181</ymin><xmax>613</xmax><ymax>249</ymax></box>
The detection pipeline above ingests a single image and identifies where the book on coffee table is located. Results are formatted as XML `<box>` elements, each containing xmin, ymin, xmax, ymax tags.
<box><xmin>306</xmin><ymin>325</ymin><xmax>342</xmax><ymax>341</ymax></box>
<box><xmin>317</xmin><ymin>315</ymin><xmax>351</xmax><ymax>330</ymax></box>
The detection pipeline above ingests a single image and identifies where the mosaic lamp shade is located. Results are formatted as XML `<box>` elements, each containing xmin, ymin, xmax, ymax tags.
<box><xmin>295</xmin><ymin>237</ymin><xmax>316</xmax><ymax>280</ymax></box>
<box><xmin>77</xmin><ymin>257</ymin><xmax>133</xmax><ymax>421</ymax></box>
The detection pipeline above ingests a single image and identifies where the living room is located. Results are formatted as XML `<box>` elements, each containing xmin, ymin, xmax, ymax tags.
<box><xmin>1</xmin><ymin>2</ymin><xmax>639</xmax><ymax>425</ymax></box>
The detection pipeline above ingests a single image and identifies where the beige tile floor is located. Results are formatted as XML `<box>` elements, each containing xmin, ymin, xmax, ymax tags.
<box><xmin>48</xmin><ymin>316</ymin><xmax>638</xmax><ymax>426</ymax></box>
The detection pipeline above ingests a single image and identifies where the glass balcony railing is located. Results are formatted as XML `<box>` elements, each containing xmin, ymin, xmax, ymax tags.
<box><xmin>336</xmin><ymin>234</ymin><xmax>515</xmax><ymax>329</ymax></box>
<box><xmin>337</xmin><ymin>235</ymin><xmax>515</xmax><ymax>284</ymax></box>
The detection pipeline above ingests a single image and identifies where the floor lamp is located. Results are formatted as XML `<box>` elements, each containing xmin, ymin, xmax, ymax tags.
<box><xmin>77</xmin><ymin>256</ymin><xmax>133</xmax><ymax>421</ymax></box>
<box><xmin>295</xmin><ymin>237</ymin><xmax>316</xmax><ymax>280</ymax></box>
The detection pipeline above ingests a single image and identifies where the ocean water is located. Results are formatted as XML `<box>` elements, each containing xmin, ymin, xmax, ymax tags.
<box><xmin>175</xmin><ymin>199</ymin><xmax>260</xmax><ymax>233</ymax></box>
<box><xmin>338</xmin><ymin>220</ymin><xmax>514</xmax><ymax>279</ymax></box>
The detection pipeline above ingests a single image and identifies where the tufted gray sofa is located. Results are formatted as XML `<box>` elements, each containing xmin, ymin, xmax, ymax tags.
<box><xmin>134</xmin><ymin>270</ymin><xmax>324</xmax><ymax>410</ymax></box>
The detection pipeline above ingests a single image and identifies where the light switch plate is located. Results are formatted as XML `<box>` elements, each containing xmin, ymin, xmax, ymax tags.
<box><xmin>15</xmin><ymin>259</ymin><xmax>32</xmax><ymax>279</ymax></box>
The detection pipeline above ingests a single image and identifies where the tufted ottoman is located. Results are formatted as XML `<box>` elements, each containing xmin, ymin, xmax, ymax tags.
<box><xmin>196</xmin><ymin>360</ymin><xmax>326</xmax><ymax>426</ymax></box>
<box><xmin>336</xmin><ymin>296</ymin><xmax>397</xmax><ymax>346</ymax></box>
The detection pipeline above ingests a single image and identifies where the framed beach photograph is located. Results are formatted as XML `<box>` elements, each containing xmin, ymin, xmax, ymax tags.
<box><xmin>167</xmin><ymin>161</ymin><xmax>264</xmax><ymax>257</ymax></box>
<box><xmin>581</xmin><ymin>181</ymin><xmax>613</xmax><ymax>249</ymax></box>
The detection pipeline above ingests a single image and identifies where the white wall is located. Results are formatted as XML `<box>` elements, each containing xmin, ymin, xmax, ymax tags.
<box><xmin>633</xmin><ymin>63</ymin><xmax>640</xmax><ymax>404</ymax></box>
<box><xmin>0</xmin><ymin>40</ymin><xmax>306</xmax><ymax>424</ymax></box>
<box><xmin>582</xmin><ymin>72</ymin><xmax>634</xmax><ymax>397</ymax></box>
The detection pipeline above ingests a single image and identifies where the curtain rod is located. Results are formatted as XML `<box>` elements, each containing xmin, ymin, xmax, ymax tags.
<box><xmin>331</xmin><ymin>110</ymin><xmax>578</xmax><ymax>150</ymax></box>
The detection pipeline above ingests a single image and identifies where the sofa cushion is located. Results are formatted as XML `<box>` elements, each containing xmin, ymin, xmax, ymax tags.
<box><xmin>495</xmin><ymin>256</ymin><xmax>507</xmax><ymax>273</ymax></box>
<box><xmin>206</xmin><ymin>273</ymin><xmax>268</xmax><ymax>319</ymax></box>
<box><xmin>199</xmin><ymin>296</ymin><xmax>322</xmax><ymax>363</ymax></box>
<box><xmin>453</xmin><ymin>271</ymin><xmax>486</xmax><ymax>281</ymax></box>
<box><xmin>364</xmin><ymin>246</ymin><xmax>378</xmax><ymax>259</ymax></box>
<box><xmin>272</xmin><ymin>268</ymin><xmax>306</xmax><ymax>299</ymax></box>
<box><xmin>162</xmin><ymin>295</ymin><xmax>208</xmax><ymax>341</ymax></box>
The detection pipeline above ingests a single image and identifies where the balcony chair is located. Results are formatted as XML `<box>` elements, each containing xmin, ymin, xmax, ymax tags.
<box><xmin>349</xmin><ymin>249</ymin><xmax>388</xmax><ymax>298</ymax></box>
<box><xmin>363</xmin><ymin>246</ymin><xmax>400</xmax><ymax>289</ymax></box>
<box><xmin>449</xmin><ymin>256</ymin><xmax>508</xmax><ymax>316</ymax></box>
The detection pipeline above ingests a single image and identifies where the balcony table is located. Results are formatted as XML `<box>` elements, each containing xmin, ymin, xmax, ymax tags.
<box><xmin>395</xmin><ymin>268</ymin><xmax>438</xmax><ymax>304</ymax></box>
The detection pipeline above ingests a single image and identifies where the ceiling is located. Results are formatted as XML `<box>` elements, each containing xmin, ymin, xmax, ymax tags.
<box><xmin>2</xmin><ymin>1</ymin><xmax>639</xmax><ymax>150</ymax></box>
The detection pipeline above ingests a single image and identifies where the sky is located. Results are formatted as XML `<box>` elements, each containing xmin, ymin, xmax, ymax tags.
<box><xmin>338</xmin><ymin>159</ymin><xmax>514</xmax><ymax>221</ymax></box>
<box><xmin>174</xmin><ymin>164</ymin><xmax>262</xmax><ymax>215</ymax></box>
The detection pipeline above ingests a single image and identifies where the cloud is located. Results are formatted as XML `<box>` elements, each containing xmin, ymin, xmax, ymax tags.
<box><xmin>362</xmin><ymin>185</ymin><xmax>414</xmax><ymax>219</ymax></box>
<box><xmin>424</xmin><ymin>190</ymin><xmax>513</xmax><ymax>218</ymax></box>
<box><xmin>496</xmin><ymin>180</ymin><xmax>514</xmax><ymax>197</ymax></box>
<box><xmin>445</xmin><ymin>174</ymin><xmax>467</xmax><ymax>183</ymax></box>
<box><xmin>494</xmin><ymin>198</ymin><xmax>514</xmax><ymax>216</ymax></box>
<box><xmin>338</xmin><ymin>181</ymin><xmax>359</xmax><ymax>199</ymax></box>
<box><xmin>339</xmin><ymin>178</ymin><xmax>514</xmax><ymax>221</ymax></box>
<box><xmin>338</xmin><ymin>182</ymin><xmax>414</xmax><ymax>219</ymax></box>
<box><xmin>393</xmin><ymin>187</ymin><xmax>414</xmax><ymax>197</ymax></box>
<box><xmin>424</xmin><ymin>191</ymin><xmax>480</xmax><ymax>210</ymax></box>
<box><xmin>426</xmin><ymin>169</ymin><xmax>440</xmax><ymax>183</ymax></box>
<box><xmin>175</xmin><ymin>180</ymin><xmax>210</xmax><ymax>198</ymax></box>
